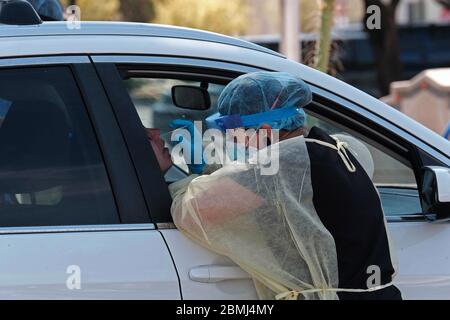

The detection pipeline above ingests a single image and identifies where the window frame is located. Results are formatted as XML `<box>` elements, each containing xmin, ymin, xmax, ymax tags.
<box><xmin>91</xmin><ymin>55</ymin><xmax>450</xmax><ymax>225</ymax></box>
<box><xmin>93</xmin><ymin>62</ymin><xmax>174</xmax><ymax>224</ymax></box>
<box><xmin>0</xmin><ymin>55</ymin><xmax>149</xmax><ymax>229</ymax></box>
<box><xmin>308</xmin><ymin>87</ymin><xmax>449</xmax><ymax>222</ymax></box>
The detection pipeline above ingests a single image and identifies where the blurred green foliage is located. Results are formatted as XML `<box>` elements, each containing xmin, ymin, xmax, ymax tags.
<box><xmin>315</xmin><ymin>0</ymin><xmax>335</xmax><ymax>72</ymax></box>
<box><xmin>61</xmin><ymin>0</ymin><xmax>121</xmax><ymax>20</ymax></box>
<box><xmin>60</xmin><ymin>0</ymin><xmax>247</xmax><ymax>35</ymax></box>
<box><xmin>300</xmin><ymin>0</ymin><xmax>321</xmax><ymax>33</ymax></box>
<box><xmin>120</xmin><ymin>0</ymin><xmax>155</xmax><ymax>22</ymax></box>
<box><xmin>153</xmin><ymin>0</ymin><xmax>247</xmax><ymax>35</ymax></box>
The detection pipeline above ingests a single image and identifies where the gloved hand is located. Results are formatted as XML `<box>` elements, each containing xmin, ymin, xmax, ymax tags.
<box><xmin>169</xmin><ymin>119</ymin><xmax>206</xmax><ymax>174</ymax></box>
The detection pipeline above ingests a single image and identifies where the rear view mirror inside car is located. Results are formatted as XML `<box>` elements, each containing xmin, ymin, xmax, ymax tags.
<box><xmin>172</xmin><ymin>85</ymin><xmax>211</xmax><ymax>110</ymax></box>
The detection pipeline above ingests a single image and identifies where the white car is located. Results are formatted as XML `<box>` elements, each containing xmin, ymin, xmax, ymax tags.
<box><xmin>0</xmin><ymin>12</ymin><xmax>450</xmax><ymax>299</ymax></box>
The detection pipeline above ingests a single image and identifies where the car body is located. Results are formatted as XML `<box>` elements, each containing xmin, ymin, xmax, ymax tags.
<box><xmin>0</xmin><ymin>21</ymin><xmax>449</xmax><ymax>300</ymax></box>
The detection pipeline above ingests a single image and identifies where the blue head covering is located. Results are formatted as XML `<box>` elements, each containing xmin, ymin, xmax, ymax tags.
<box><xmin>206</xmin><ymin>71</ymin><xmax>311</xmax><ymax>131</ymax></box>
<box><xmin>27</xmin><ymin>0</ymin><xmax>64</xmax><ymax>21</ymax></box>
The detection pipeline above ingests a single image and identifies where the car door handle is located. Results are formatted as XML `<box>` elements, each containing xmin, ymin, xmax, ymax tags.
<box><xmin>189</xmin><ymin>265</ymin><xmax>251</xmax><ymax>283</ymax></box>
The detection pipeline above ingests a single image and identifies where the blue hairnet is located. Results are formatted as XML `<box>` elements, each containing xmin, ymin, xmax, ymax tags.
<box><xmin>215</xmin><ymin>71</ymin><xmax>312</xmax><ymax>131</ymax></box>
<box><xmin>27</xmin><ymin>0</ymin><xmax>64</xmax><ymax>21</ymax></box>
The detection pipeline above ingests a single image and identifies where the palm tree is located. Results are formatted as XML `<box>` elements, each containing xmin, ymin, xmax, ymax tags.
<box><xmin>314</xmin><ymin>0</ymin><xmax>335</xmax><ymax>73</ymax></box>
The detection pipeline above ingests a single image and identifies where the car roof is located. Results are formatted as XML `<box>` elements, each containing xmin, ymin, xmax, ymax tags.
<box><xmin>0</xmin><ymin>21</ymin><xmax>284</xmax><ymax>58</ymax></box>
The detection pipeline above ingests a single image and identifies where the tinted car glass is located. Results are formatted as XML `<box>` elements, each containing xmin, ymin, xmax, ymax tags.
<box><xmin>124</xmin><ymin>77</ymin><xmax>225</xmax><ymax>178</ymax></box>
<box><xmin>0</xmin><ymin>67</ymin><xmax>119</xmax><ymax>227</ymax></box>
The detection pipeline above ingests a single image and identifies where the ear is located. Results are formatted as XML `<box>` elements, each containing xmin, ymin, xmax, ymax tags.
<box><xmin>260</xmin><ymin>123</ymin><xmax>272</xmax><ymax>130</ymax></box>
<box><xmin>259</xmin><ymin>124</ymin><xmax>272</xmax><ymax>137</ymax></box>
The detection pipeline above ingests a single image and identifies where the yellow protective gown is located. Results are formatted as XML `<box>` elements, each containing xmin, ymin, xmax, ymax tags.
<box><xmin>170</xmin><ymin>134</ymin><xmax>343</xmax><ymax>300</ymax></box>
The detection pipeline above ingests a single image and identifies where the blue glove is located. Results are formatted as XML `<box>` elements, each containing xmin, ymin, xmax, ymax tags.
<box><xmin>169</xmin><ymin>119</ymin><xmax>206</xmax><ymax>174</ymax></box>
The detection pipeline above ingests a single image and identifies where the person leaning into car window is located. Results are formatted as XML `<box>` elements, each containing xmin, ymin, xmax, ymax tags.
<box><xmin>146</xmin><ymin>71</ymin><xmax>402</xmax><ymax>300</ymax></box>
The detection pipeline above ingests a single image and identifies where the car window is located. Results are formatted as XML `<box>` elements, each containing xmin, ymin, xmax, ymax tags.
<box><xmin>0</xmin><ymin>67</ymin><xmax>119</xmax><ymax>227</ymax></box>
<box><xmin>123</xmin><ymin>75</ymin><xmax>421</xmax><ymax>218</ymax></box>
<box><xmin>125</xmin><ymin>77</ymin><xmax>224</xmax><ymax>130</ymax></box>
<box><xmin>123</xmin><ymin>77</ymin><xmax>226</xmax><ymax>177</ymax></box>
<box><xmin>303</xmin><ymin>109</ymin><xmax>421</xmax><ymax>218</ymax></box>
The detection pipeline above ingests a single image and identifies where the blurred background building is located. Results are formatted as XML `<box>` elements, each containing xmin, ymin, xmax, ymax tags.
<box><xmin>241</xmin><ymin>0</ymin><xmax>450</xmax><ymax>97</ymax></box>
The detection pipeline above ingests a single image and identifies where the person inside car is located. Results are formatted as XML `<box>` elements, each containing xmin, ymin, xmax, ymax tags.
<box><xmin>146</xmin><ymin>71</ymin><xmax>401</xmax><ymax>300</ymax></box>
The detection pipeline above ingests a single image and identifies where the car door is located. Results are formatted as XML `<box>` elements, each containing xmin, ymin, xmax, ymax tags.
<box><xmin>0</xmin><ymin>56</ymin><xmax>180</xmax><ymax>299</ymax></box>
<box><xmin>93</xmin><ymin>54</ymin><xmax>450</xmax><ymax>300</ymax></box>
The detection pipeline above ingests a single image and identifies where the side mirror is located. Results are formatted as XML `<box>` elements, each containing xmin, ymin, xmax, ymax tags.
<box><xmin>171</xmin><ymin>85</ymin><xmax>211</xmax><ymax>111</ymax></box>
<box><xmin>421</xmin><ymin>166</ymin><xmax>450</xmax><ymax>222</ymax></box>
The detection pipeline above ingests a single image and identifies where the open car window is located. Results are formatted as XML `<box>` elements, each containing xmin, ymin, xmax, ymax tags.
<box><xmin>123</xmin><ymin>76</ymin><xmax>226</xmax><ymax>180</ymax></box>
<box><xmin>0</xmin><ymin>66</ymin><xmax>119</xmax><ymax>227</ymax></box>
